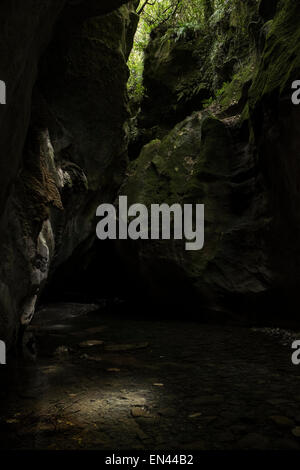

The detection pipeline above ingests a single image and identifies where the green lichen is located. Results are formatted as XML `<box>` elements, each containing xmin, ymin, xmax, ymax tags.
<box><xmin>249</xmin><ymin>0</ymin><xmax>300</xmax><ymax>104</ymax></box>
<box><xmin>120</xmin><ymin>112</ymin><xmax>232</xmax><ymax>283</ymax></box>
<box><xmin>219</xmin><ymin>60</ymin><xmax>257</xmax><ymax>112</ymax></box>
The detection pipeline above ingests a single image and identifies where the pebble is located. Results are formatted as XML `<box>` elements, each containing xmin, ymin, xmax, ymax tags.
<box><xmin>269</xmin><ymin>415</ymin><xmax>294</xmax><ymax>427</ymax></box>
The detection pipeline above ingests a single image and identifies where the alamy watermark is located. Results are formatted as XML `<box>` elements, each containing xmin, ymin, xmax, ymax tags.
<box><xmin>290</xmin><ymin>82</ymin><xmax>300</xmax><ymax>363</ymax></box>
<box><xmin>0</xmin><ymin>80</ymin><xmax>6</xmax><ymax>104</ymax></box>
<box><xmin>291</xmin><ymin>80</ymin><xmax>300</xmax><ymax>105</ymax></box>
<box><xmin>0</xmin><ymin>340</ymin><xmax>6</xmax><ymax>365</ymax></box>
<box><xmin>96</xmin><ymin>196</ymin><xmax>204</xmax><ymax>251</ymax></box>
<box><xmin>292</xmin><ymin>341</ymin><xmax>300</xmax><ymax>366</ymax></box>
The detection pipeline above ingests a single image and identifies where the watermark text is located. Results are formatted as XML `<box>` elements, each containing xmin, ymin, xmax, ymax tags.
<box><xmin>0</xmin><ymin>80</ymin><xmax>6</xmax><ymax>104</ymax></box>
<box><xmin>292</xmin><ymin>340</ymin><xmax>300</xmax><ymax>365</ymax></box>
<box><xmin>291</xmin><ymin>80</ymin><xmax>300</xmax><ymax>105</ymax></box>
<box><xmin>0</xmin><ymin>340</ymin><xmax>6</xmax><ymax>365</ymax></box>
<box><xmin>96</xmin><ymin>196</ymin><xmax>204</xmax><ymax>251</ymax></box>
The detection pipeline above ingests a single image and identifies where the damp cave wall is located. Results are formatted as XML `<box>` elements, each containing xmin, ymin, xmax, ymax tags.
<box><xmin>0</xmin><ymin>0</ymin><xmax>139</xmax><ymax>346</ymax></box>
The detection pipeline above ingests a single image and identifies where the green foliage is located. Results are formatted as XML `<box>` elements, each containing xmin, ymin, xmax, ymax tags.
<box><xmin>202</xmin><ymin>96</ymin><xmax>214</xmax><ymax>108</ymax></box>
<box><xmin>177</xmin><ymin>79</ymin><xmax>207</xmax><ymax>103</ymax></box>
<box><xmin>202</xmin><ymin>81</ymin><xmax>229</xmax><ymax>108</ymax></box>
<box><xmin>216</xmin><ymin>81</ymin><xmax>230</xmax><ymax>97</ymax></box>
<box><xmin>127</xmin><ymin>45</ymin><xmax>145</xmax><ymax>101</ymax></box>
<box><xmin>174</xmin><ymin>22</ymin><xmax>198</xmax><ymax>35</ymax></box>
<box><xmin>127</xmin><ymin>0</ymin><xmax>225</xmax><ymax>102</ymax></box>
<box><xmin>127</xmin><ymin>0</ymin><xmax>261</xmax><ymax>113</ymax></box>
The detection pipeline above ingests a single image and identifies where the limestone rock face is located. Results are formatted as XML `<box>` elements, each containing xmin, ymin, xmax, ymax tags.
<box><xmin>121</xmin><ymin>112</ymin><xmax>271</xmax><ymax>319</ymax></box>
<box><xmin>0</xmin><ymin>1</ymin><xmax>139</xmax><ymax>345</ymax></box>
<box><xmin>248</xmin><ymin>0</ymin><xmax>300</xmax><ymax>312</ymax></box>
<box><xmin>137</xmin><ymin>1</ymin><xmax>260</xmax><ymax>134</ymax></box>
<box><xmin>121</xmin><ymin>0</ymin><xmax>300</xmax><ymax>322</ymax></box>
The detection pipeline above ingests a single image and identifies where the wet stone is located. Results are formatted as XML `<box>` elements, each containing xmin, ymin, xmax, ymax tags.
<box><xmin>237</xmin><ymin>433</ymin><xmax>271</xmax><ymax>450</ymax></box>
<box><xmin>192</xmin><ymin>395</ymin><xmax>224</xmax><ymax>406</ymax></box>
<box><xmin>158</xmin><ymin>408</ymin><xmax>177</xmax><ymax>417</ymax></box>
<box><xmin>269</xmin><ymin>415</ymin><xmax>294</xmax><ymax>427</ymax></box>
<box><xmin>1</xmin><ymin>303</ymin><xmax>300</xmax><ymax>450</ymax></box>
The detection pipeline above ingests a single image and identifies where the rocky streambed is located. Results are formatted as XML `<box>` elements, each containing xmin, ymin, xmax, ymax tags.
<box><xmin>1</xmin><ymin>302</ymin><xmax>300</xmax><ymax>450</ymax></box>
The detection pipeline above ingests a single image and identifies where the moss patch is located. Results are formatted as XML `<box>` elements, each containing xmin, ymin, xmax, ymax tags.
<box><xmin>249</xmin><ymin>0</ymin><xmax>300</xmax><ymax>104</ymax></box>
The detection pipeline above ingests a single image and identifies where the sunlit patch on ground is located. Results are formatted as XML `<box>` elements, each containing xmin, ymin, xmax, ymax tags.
<box><xmin>1</xmin><ymin>303</ymin><xmax>300</xmax><ymax>450</ymax></box>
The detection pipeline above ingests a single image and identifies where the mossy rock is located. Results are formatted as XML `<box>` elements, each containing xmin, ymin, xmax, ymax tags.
<box><xmin>138</xmin><ymin>0</ymin><xmax>261</xmax><ymax>140</ymax></box>
<box><xmin>120</xmin><ymin>111</ymin><xmax>272</xmax><ymax>315</ymax></box>
<box><xmin>246</xmin><ymin>0</ymin><xmax>300</xmax><ymax>307</ymax></box>
<box><xmin>249</xmin><ymin>0</ymin><xmax>300</xmax><ymax>104</ymax></box>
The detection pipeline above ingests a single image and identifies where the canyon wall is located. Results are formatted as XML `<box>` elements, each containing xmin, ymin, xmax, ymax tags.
<box><xmin>121</xmin><ymin>0</ymin><xmax>300</xmax><ymax>323</ymax></box>
<box><xmin>0</xmin><ymin>0</ymin><xmax>139</xmax><ymax>346</ymax></box>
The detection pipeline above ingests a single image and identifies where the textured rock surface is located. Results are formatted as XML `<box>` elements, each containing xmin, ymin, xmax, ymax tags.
<box><xmin>121</xmin><ymin>111</ymin><xmax>271</xmax><ymax>319</ymax></box>
<box><xmin>248</xmin><ymin>0</ymin><xmax>300</xmax><ymax>312</ymax></box>
<box><xmin>134</xmin><ymin>0</ymin><xmax>261</xmax><ymax>144</ymax></box>
<box><xmin>121</xmin><ymin>0</ymin><xmax>300</xmax><ymax>322</ymax></box>
<box><xmin>1</xmin><ymin>302</ymin><xmax>300</xmax><ymax>450</ymax></box>
<box><xmin>0</xmin><ymin>0</ymin><xmax>139</xmax><ymax>346</ymax></box>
